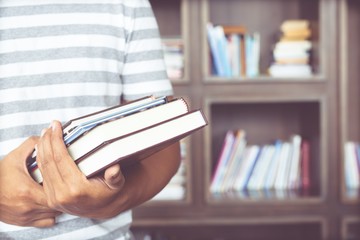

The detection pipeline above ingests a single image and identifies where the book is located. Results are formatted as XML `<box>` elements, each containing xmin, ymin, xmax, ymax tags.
<box><xmin>300</xmin><ymin>140</ymin><xmax>311</xmax><ymax>192</ymax></box>
<box><xmin>280</xmin><ymin>19</ymin><xmax>310</xmax><ymax>33</ymax></box>
<box><xmin>219</xmin><ymin>130</ymin><xmax>246</xmax><ymax>192</ymax></box>
<box><xmin>287</xmin><ymin>135</ymin><xmax>302</xmax><ymax>189</ymax></box>
<box><xmin>207</xmin><ymin>23</ymin><xmax>225</xmax><ymax>76</ymax></box>
<box><xmin>268</xmin><ymin>19</ymin><xmax>313</xmax><ymax>78</ymax></box>
<box><xmin>206</xmin><ymin>23</ymin><xmax>232</xmax><ymax>77</ymax></box>
<box><xmin>28</xmin><ymin>96</ymin><xmax>208</xmax><ymax>183</ymax></box>
<box><xmin>233</xmin><ymin>145</ymin><xmax>260</xmax><ymax>192</ymax></box>
<box><xmin>62</xmin><ymin>96</ymin><xmax>168</xmax><ymax>145</ymax></box>
<box><xmin>210</xmin><ymin>130</ymin><xmax>237</xmax><ymax>193</ymax></box>
<box><xmin>246</xmin><ymin>145</ymin><xmax>275</xmax><ymax>198</ymax></box>
<box><xmin>27</xmin><ymin>95</ymin><xmax>169</xmax><ymax>169</ymax></box>
<box><xmin>67</xmin><ymin>98</ymin><xmax>189</xmax><ymax>162</ymax></box>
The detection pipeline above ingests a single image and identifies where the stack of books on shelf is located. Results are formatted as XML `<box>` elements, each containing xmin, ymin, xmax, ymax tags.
<box><xmin>162</xmin><ymin>37</ymin><xmax>184</xmax><ymax>80</ymax></box>
<box><xmin>344</xmin><ymin>141</ymin><xmax>360</xmax><ymax>198</ymax></box>
<box><xmin>210</xmin><ymin>130</ymin><xmax>310</xmax><ymax>199</ymax></box>
<box><xmin>268</xmin><ymin>19</ymin><xmax>313</xmax><ymax>78</ymax></box>
<box><xmin>206</xmin><ymin>23</ymin><xmax>260</xmax><ymax>78</ymax></box>
<box><xmin>151</xmin><ymin>140</ymin><xmax>188</xmax><ymax>201</ymax></box>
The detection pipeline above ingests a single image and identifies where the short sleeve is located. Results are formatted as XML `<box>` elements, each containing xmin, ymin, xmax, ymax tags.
<box><xmin>120</xmin><ymin>0</ymin><xmax>173</xmax><ymax>101</ymax></box>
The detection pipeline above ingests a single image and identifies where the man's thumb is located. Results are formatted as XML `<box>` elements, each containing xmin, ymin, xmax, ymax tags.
<box><xmin>103</xmin><ymin>164</ymin><xmax>125</xmax><ymax>190</ymax></box>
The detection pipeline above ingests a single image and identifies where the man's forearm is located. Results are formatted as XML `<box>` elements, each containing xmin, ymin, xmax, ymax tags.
<box><xmin>110</xmin><ymin>142</ymin><xmax>181</xmax><ymax>213</ymax></box>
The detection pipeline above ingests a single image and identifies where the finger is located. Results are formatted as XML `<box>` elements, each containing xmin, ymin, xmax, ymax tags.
<box><xmin>49</xmin><ymin>121</ymin><xmax>84</xmax><ymax>180</ymax></box>
<box><xmin>37</xmin><ymin>126</ymin><xmax>64</xmax><ymax>188</ymax></box>
<box><xmin>31</xmin><ymin>218</ymin><xmax>56</xmax><ymax>228</ymax></box>
<box><xmin>103</xmin><ymin>164</ymin><xmax>125</xmax><ymax>190</ymax></box>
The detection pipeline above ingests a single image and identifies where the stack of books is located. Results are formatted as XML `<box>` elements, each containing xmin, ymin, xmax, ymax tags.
<box><xmin>27</xmin><ymin>96</ymin><xmax>207</xmax><ymax>183</ymax></box>
<box><xmin>268</xmin><ymin>19</ymin><xmax>313</xmax><ymax>78</ymax></box>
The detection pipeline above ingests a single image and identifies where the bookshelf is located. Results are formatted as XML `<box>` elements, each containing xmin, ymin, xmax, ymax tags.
<box><xmin>201</xmin><ymin>0</ymin><xmax>322</xmax><ymax>81</ymax></box>
<box><xmin>204</xmin><ymin>96</ymin><xmax>325</xmax><ymax>203</ymax></box>
<box><xmin>131</xmin><ymin>0</ymin><xmax>354</xmax><ymax>239</ymax></box>
<box><xmin>150</xmin><ymin>0</ymin><xmax>190</xmax><ymax>83</ymax></box>
<box><xmin>342</xmin><ymin>216</ymin><xmax>360</xmax><ymax>240</ymax></box>
<box><xmin>340</xmin><ymin>0</ymin><xmax>360</xmax><ymax>203</ymax></box>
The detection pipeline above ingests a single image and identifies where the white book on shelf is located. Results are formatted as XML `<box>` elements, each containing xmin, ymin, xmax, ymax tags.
<box><xmin>274</xmin><ymin>40</ymin><xmax>312</xmax><ymax>51</ymax></box>
<box><xmin>245</xmin><ymin>146</ymin><xmax>263</xmax><ymax>191</ymax></box>
<box><xmin>287</xmin><ymin>135</ymin><xmax>302</xmax><ymax>189</ymax></box>
<box><xmin>233</xmin><ymin>145</ymin><xmax>260</xmax><ymax>191</ymax></box>
<box><xmin>274</xmin><ymin>142</ymin><xmax>292</xmax><ymax>198</ymax></box>
<box><xmin>220</xmin><ymin>130</ymin><xmax>247</xmax><ymax>192</ymax></box>
<box><xmin>210</xmin><ymin>130</ymin><xmax>236</xmax><ymax>193</ymax></box>
<box><xmin>213</xmin><ymin>25</ymin><xmax>232</xmax><ymax>77</ymax></box>
<box><xmin>227</xmin><ymin>33</ymin><xmax>241</xmax><ymax>77</ymax></box>
<box><xmin>247</xmin><ymin>145</ymin><xmax>273</xmax><ymax>190</ymax></box>
<box><xmin>229</xmin><ymin>146</ymin><xmax>251</xmax><ymax>192</ymax></box>
<box><xmin>344</xmin><ymin>142</ymin><xmax>360</xmax><ymax>189</ymax></box>
<box><xmin>268</xmin><ymin>64</ymin><xmax>312</xmax><ymax>78</ymax></box>
<box><xmin>263</xmin><ymin>140</ymin><xmax>283</xmax><ymax>190</ymax></box>
<box><xmin>250</xmin><ymin>32</ymin><xmax>260</xmax><ymax>77</ymax></box>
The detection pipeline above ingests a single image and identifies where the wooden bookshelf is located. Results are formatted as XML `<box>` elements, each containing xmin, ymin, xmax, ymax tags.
<box><xmin>133</xmin><ymin>217</ymin><xmax>327</xmax><ymax>240</ymax></box>
<box><xmin>151</xmin><ymin>0</ymin><xmax>190</xmax><ymax>84</ymax></box>
<box><xmin>340</xmin><ymin>0</ymin><xmax>360</xmax><ymax>203</ymax></box>
<box><xmin>341</xmin><ymin>216</ymin><xmax>360</xmax><ymax>240</ymax></box>
<box><xmin>131</xmin><ymin>0</ymin><xmax>351</xmax><ymax>239</ymax></box>
<box><xmin>203</xmin><ymin>0</ymin><xmax>329</xmax><ymax>81</ymax></box>
<box><xmin>203</xmin><ymin>96</ymin><xmax>325</xmax><ymax>204</ymax></box>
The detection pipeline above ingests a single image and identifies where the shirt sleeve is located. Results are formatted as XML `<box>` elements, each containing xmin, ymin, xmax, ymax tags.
<box><xmin>120</xmin><ymin>0</ymin><xmax>173</xmax><ymax>101</ymax></box>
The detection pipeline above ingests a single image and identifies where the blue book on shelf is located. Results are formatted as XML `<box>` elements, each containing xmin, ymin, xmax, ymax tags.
<box><xmin>207</xmin><ymin>23</ymin><xmax>224</xmax><ymax>76</ymax></box>
<box><xmin>213</xmin><ymin>25</ymin><xmax>232</xmax><ymax>77</ymax></box>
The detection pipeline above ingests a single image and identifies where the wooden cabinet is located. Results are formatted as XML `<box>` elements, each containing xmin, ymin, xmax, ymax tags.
<box><xmin>131</xmin><ymin>0</ymin><xmax>359</xmax><ymax>239</ymax></box>
<box><xmin>340</xmin><ymin>0</ymin><xmax>360</xmax><ymax>203</ymax></box>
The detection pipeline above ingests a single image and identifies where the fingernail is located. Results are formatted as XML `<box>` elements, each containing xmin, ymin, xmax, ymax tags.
<box><xmin>41</xmin><ymin>128</ymin><xmax>47</xmax><ymax>137</ymax></box>
<box><xmin>51</xmin><ymin>121</ymin><xmax>57</xmax><ymax>131</ymax></box>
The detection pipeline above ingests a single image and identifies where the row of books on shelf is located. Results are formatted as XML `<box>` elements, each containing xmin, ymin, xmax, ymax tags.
<box><xmin>344</xmin><ymin>141</ymin><xmax>360</xmax><ymax>198</ymax></box>
<box><xmin>163</xmin><ymin>20</ymin><xmax>316</xmax><ymax>79</ymax></box>
<box><xmin>204</xmin><ymin>19</ymin><xmax>315</xmax><ymax>78</ymax></box>
<box><xmin>206</xmin><ymin>23</ymin><xmax>260</xmax><ymax>78</ymax></box>
<box><xmin>268</xmin><ymin>19</ymin><xmax>314</xmax><ymax>78</ymax></box>
<box><xmin>210</xmin><ymin>130</ymin><xmax>310</xmax><ymax>199</ymax></box>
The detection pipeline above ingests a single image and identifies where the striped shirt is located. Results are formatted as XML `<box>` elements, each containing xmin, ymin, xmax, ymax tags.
<box><xmin>0</xmin><ymin>0</ymin><xmax>173</xmax><ymax>239</ymax></box>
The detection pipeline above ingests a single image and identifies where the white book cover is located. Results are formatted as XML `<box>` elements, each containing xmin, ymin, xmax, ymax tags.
<box><xmin>344</xmin><ymin>142</ymin><xmax>360</xmax><ymax>189</ymax></box>
<box><xmin>263</xmin><ymin>141</ymin><xmax>283</xmax><ymax>190</ymax></box>
<box><xmin>220</xmin><ymin>130</ymin><xmax>247</xmax><ymax>192</ymax></box>
<box><xmin>287</xmin><ymin>135</ymin><xmax>302</xmax><ymax>189</ymax></box>
<box><xmin>247</xmin><ymin>145</ymin><xmax>274</xmax><ymax>190</ymax></box>
<box><xmin>233</xmin><ymin>145</ymin><xmax>260</xmax><ymax>191</ymax></box>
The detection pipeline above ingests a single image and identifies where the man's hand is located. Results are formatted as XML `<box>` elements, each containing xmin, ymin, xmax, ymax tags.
<box><xmin>0</xmin><ymin>137</ymin><xmax>61</xmax><ymax>227</ymax></box>
<box><xmin>36</xmin><ymin>121</ymin><xmax>126</xmax><ymax>219</ymax></box>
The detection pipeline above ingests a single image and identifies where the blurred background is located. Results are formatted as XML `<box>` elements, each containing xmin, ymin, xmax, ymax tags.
<box><xmin>131</xmin><ymin>0</ymin><xmax>360</xmax><ymax>239</ymax></box>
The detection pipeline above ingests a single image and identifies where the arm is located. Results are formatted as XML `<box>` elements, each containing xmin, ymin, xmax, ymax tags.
<box><xmin>0</xmin><ymin>137</ymin><xmax>61</xmax><ymax>227</ymax></box>
<box><xmin>36</xmin><ymin>120</ymin><xmax>180</xmax><ymax>219</ymax></box>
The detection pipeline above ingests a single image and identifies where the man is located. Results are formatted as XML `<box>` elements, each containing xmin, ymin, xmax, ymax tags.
<box><xmin>0</xmin><ymin>0</ymin><xmax>181</xmax><ymax>239</ymax></box>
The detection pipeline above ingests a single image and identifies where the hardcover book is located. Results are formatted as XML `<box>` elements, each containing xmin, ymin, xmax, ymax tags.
<box><xmin>27</xmin><ymin>96</ymin><xmax>208</xmax><ymax>183</ymax></box>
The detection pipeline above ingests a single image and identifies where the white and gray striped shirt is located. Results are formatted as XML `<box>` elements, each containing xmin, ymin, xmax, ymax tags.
<box><xmin>0</xmin><ymin>0</ymin><xmax>173</xmax><ymax>239</ymax></box>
